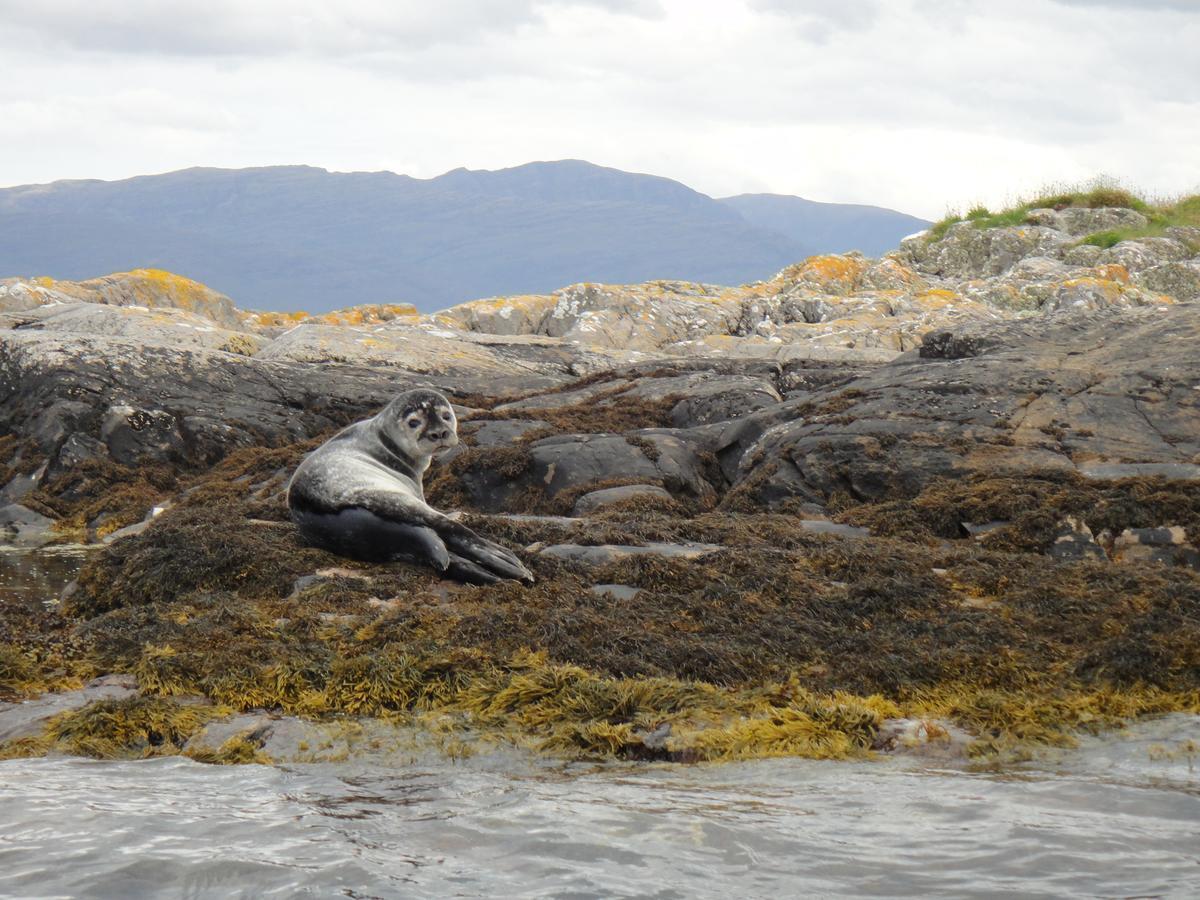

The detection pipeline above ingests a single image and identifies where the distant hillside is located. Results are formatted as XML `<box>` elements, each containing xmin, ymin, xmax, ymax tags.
<box><xmin>718</xmin><ymin>194</ymin><xmax>931</xmax><ymax>258</ymax></box>
<box><xmin>0</xmin><ymin>161</ymin><xmax>928</xmax><ymax>313</ymax></box>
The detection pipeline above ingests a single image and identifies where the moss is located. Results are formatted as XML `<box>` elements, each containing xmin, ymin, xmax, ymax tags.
<box><xmin>1079</xmin><ymin>230</ymin><xmax>1123</xmax><ymax>250</ymax></box>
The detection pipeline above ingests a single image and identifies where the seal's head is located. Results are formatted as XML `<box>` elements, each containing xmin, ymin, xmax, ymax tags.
<box><xmin>379</xmin><ymin>389</ymin><xmax>459</xmax><ymax>461</ymax></box>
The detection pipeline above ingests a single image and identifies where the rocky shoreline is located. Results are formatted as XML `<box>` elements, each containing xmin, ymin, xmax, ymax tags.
<box><xmin>2</xmin><ymin>204</ymin><xmax>1199</xmax><ymax>765</ymax></box>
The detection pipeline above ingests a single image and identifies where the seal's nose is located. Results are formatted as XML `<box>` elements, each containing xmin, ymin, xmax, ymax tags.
<box><xmin>428</xmin><ymin>429</ymin><xmax>448</xmax><ymax>441</ymax></box>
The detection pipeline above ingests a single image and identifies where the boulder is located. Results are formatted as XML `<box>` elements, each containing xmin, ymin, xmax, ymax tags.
<box><xmin>0</xmin><ymin>675</ymin><xmax>139</xmax><ymax>743</ymax></box>
<box><xmin>0</xmin><ymin>504</ymin><xmax>57</xmax><ymax>548</ymax></box>
<box><xmin>573</xmin><ymin>484</ymin><xmax>674</xmax><ymax>515</ymax></box>
<box><xmin>0</xmin><ymin>270</ymin><xmax>242</xmax><ymax>328</ymax></box>
<box><xmin>733</xmin><ymin>302</ymin><xmax>1200</xmax><ymax>509</ymax></box>
<box><xmin>0</xmin><ymin>302</ymin><xmax>265</xmax><ymax>354</ymax></box>
<box><xmin>538</xmin><ymin>541</ymin><xmax>723</xmax><ymax>565</ymax></box>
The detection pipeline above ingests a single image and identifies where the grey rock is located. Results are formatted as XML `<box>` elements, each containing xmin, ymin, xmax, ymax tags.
<box><xmin>797</xmin><ymin>520</ymin><xmax>870</xmax><ymax>538</ymax></box>
<box><xmin>1101</xmin><ymin>238</ymin><xmax>1191</xmax><ymax>274</ymax></box>
<box><xmin>0</xmin><ymin>675</ymin><xmax>139</xmax><ymax>743</ymax></box>
<box><xmin>1137</xmin><ymin>261</ymin><xmax>1200</xmax><ymax>301</ymax></box>
<box><xmin>538</xmin><ymin>541</ymin><xmax>723</xmax><ymax>565</ymax></box>
<box><xmin>733</xmin><ymin>303</ymin><xmax>1200</xmax><ymax>509</ymax></box>
<box><xmin>457</xmin><ymin>431</ymin><xmax>715</xmax><ymax>513</ymax></box>
<box><xmin>100</xmin><ymin>520</ymin><xmax>153</xmax><ymax>544</ymax></box>
<box><xmin>0</xmin><ymin>504</ymin><xmax>57</xmax><ymax>548</ymax></box>
<box><xmin>1079</xmin><ymin>463</ymin><xmax>1200</xmax><ymax>481</ymax></box>
<box><xmin>0</xmin><ymin>464</ymin><xmax>46</xmax><ymax>504</ymax></box>
<box><xmin>589</xmin><ymin>584</ymin><xmax>643</xmax><ymax>601</ymax></box>
<box><xmin>1048</xmin><ymin>518</ymin><xmax>1107</xmax><ymax>561</ymax></box>
<box><xmin>1047</xmin><ymin>207</ymin><xmax>1149</xmax><ymax>237</ymax></box>
<box><xmin>462</xmin><ymin>419</ymin><xmax>550</xmax><ymax>446</ymax></box>
<box><xmin>573</xmin><ymin>485</ymin><xmax>674</xmax><ymax>515</ymax></box>
<box><xmin>962</xmin><ymin>521</ymin><xmax>1009</xmax><ymax>540</ymax></box>
<box><xmin>183</xmin><ymin>714</ymin><xmax>275</xmax><ymax>754</ymax></box>
<box><xmin>1111</xmin><ymin>526</ymin><xmax>1199</xmax><ymax>570</ymax></box>
<box><xmin>668</xmin><ymin>376</ymin><xmax>781</xmax><ymax>427</ymax></box>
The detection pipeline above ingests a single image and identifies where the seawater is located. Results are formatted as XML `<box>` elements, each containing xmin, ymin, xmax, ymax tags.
<box><xmin>2</xmin><ymin>549</ymin><xmax>1199</xmax><ymax>899</ymax></box>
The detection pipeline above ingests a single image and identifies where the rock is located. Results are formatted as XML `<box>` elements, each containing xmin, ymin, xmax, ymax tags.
<box><xmin>433</xmin><ymin>293</ymin><xmax>560</xmax><ymax>336</ymax></box>
<box><xmin>1048</xmin><ymin>518</ymin><xmax>1107</xmax><ymax>560</ymax></box>
<box><xmin>733</xmin><ymin>302</ymin><xmax>1200</xmax><ymax>510</ymax></box>
<box><xmin>461</xmin><ymin>419</ymin><xmax>550</xmax><ymax>446</ymax></box>
<box><xmin>538</xmin><ymin>541</ymin><xmax>723</xmax><ymax>565</ymax></box>
<box><xmin>797</xmin><ymin>520</ymin><xmax>870</xmax><ymax>539</ymax></box>
<box><xmin>873</xmin><ymin>717</ymin><xmax>974</xmax><ymax>758</ymax></box>
<box><xmin>0</xmin><ymin>675</ymin><xmax>139</xmax><ymax>743</ymax></box>
<box><xmin>1079</xmin><ymin>463</ymin><xmax>1200</xmax><ymax>481</ymax></box>
<box><xmin>100</xmin><ymin>520</ymin><xmax>153</xmax><ymax>544</ymax></box>
<box><xmin>182</xmin><ymin>713</ymin><xmax>275</xmax><ymax>755</ymax></box>
<box><xmin>0</xmin><ymin>302</ymin><xmax>265</xmax><ymax>354</ymax></box>
<box><xmin>1101</xmin><ymin>238</ymin><xmax>1192</xmax><ymax>274</ymax></box>
<box><xmin>667</xmin><ymin>376</ymin><xmax>782</xmax><ymax>427</ymax></box>
<box><xmin>1111</xmin><ymin>527</ymin><xmax>1200</xmax><ymax>570</ymax></box>
<box><xmin>573</xmin><ymin>485</ymin><xmax>674</xmax><ymax>515</ymax></box>
<box><xmin>1034</xmin><ymin>206</ymin><xmax>1149</xmax><ymax>237</ymax></box>
<box><xmin>457</xmin><ymin>431</ymin><xmax>716</xmax><ymax>512</ymax></box>
<box><xmin>0</xmin><ymin>504</ymin><xmax>57</xmax><ymax>548</ymax></box>
<box><xmin>962</xmin><ymin>521</ymin><xmax>1009</xmax><ymax>540</ymax></box>
<box><xmin>897</xmin><ymin>221</ymin><xmax>1071</xmax><ymax>279</ymax></box>
<box><xmin>1137</xmin><ymin>261</ymin><xmax>1200</xmax><ymax>301</ymax></box>
<box><xmin>0</xmin><ymin>270</ymin><xmax>242</xmax><ymax>328</ymax></box>
<box><xmin>0</xmin><ymin>463</ymin><xmax>46</xmax><ymax>504</ymax></box>
<box><xmin>589</xmin><ymin>584</ymin><xmax>642</xmax><ymax>601</ymax></box>
<box><xmin>256</xmin><ymin>321</ymin><xmax>622</xmax><ymax>381</ymax></box>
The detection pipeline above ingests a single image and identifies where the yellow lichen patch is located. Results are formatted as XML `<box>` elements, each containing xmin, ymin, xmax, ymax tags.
<box><xmin>1053</xmin><ymin>277</ymin><xmax>1124</xmax><ymax>304</ymax></box>
<box><xmin>1092</xmin><ymin>264</ymin><xmax>1132</xmax><ymax>284</ymax></box>
<box><xmin>312</xmin><ymin>304</ymin><xmax>421</xmax><ymax>326</ymax></box>
<box><xmin>790</xmin><ymin>255</ymin><xmax>870</xmax><ymax>294</ymax></box>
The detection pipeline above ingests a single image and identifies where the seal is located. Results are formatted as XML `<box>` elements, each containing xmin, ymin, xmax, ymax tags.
<box><xmin>287</xmin><ymin>388</ymin><xmax>533</xmax><ymax>585</ymax></box>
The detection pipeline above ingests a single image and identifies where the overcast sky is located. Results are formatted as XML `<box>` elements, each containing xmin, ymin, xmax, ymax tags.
<box><xmin>1</xmin><ymin>0</ymin><xmax>1196</xmax><ymax>218</ymax></box>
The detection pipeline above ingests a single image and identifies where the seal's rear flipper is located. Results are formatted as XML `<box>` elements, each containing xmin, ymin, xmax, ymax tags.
<box><xmin>445</xmin><ymin>553</ymin><xmax>503</xmax><ymax>585</ymax></box>
<box><xmin>443</xmin><ymin>531</ymin><xmax>534</xmax><ymax>583</ymax></box>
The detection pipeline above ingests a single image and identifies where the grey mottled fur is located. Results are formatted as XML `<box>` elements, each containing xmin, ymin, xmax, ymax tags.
<box><xmin>287</xmin><ymin>389</ymin><xmax>533</xmax><ymax>584</ymax></box>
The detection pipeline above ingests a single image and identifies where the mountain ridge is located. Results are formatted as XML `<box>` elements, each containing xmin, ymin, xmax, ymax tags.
<box><xmin>0</xmin><ymin>160</ymin><xmax>929</xmax><ymax>313</ymax></box>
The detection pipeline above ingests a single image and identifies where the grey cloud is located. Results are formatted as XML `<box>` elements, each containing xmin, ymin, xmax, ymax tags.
<box><xmin>0</xmin><ymin>0</ymin><xmax>662</xmax><ymax>57</ymax></box>
<box><xmin>1051</xmin><ymin>0</ymin><xmax>1196</xmax><ymax>8</ymax></box>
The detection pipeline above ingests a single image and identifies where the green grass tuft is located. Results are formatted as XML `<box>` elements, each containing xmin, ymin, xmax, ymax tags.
<box><xmin>927</xmin><ymin>178</ymin><xmax>1199</xmax><ymax>244</ymax></box>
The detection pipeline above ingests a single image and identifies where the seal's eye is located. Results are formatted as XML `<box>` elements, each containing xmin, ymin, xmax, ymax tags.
<box><xmin>407</xmin><ymin>418</ymin><xmax>421</xmax><ymax>429</ymax></box>
<box><xmin>439</xmin><ymin>411</ymin><xmax>452</xmax><ymax>421</ymax></box>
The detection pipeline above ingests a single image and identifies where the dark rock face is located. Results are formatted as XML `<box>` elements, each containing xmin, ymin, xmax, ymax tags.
<box><xmin>733</xmin><ymin>303</ymin><xmax>1200</xmax><ymax>507</ymax></box>
<box><xmin>0</xmin><ymin>329</ymin><xmax>568</xmax><ymax>490</ymax></box>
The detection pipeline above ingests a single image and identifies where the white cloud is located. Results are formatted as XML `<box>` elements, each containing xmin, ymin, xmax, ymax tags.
<box><xmin>0</xmin><ymin>0</ymin><xmax>1196</xmax><ymax>219</ymax></box>
<box><xmin>0</xmin><ymin>0</ymin><xmax>662</xmax><ymax>56</ymax></box>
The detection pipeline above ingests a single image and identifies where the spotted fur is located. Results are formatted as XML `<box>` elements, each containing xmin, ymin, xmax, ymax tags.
<box><xmin>287</xmin><ymin>389</ymin><xmax>532</xmax><ymax>584</ymax></box>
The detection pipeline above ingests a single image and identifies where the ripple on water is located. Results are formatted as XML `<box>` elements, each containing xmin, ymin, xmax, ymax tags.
<box><xmin>1</xmin><ymin>722</ymin><xmax>1199</xmax><ymax>900</ymax></box>
<box><xmin>0</xmin><ymin>545</ymin><xmax>91</xmax><ymax>610</ymax></box>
